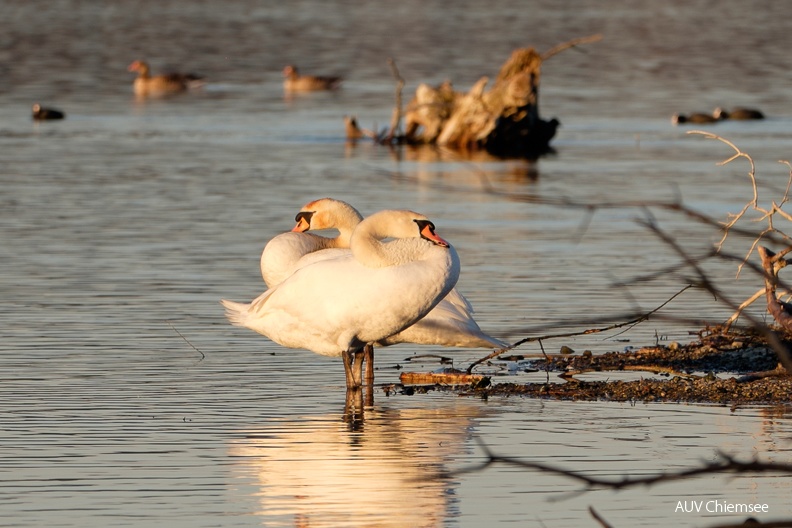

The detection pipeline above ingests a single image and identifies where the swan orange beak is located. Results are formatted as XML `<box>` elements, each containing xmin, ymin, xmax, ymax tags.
<box><xmin>292</xmin><ymin>217</ymin><xmax>310</xmax><ymax>232</ymax></box>
<box><xmin>417</xmin><ymin>221</ymin><xmax>450</xmax><ymax>247</ymax></box>
<box><xmin>292</xmin><ymin>211</ymin><xmax>313</xmax><ymax>232</ymax></box>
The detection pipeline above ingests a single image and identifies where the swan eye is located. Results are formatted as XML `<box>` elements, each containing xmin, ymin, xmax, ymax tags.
<box><xmin>294</xmin><ymin>211</ymin><xmax>314</xmax><ymax>224</ymax></box>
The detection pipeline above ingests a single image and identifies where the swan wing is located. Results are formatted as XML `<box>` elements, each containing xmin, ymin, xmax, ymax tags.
<box><xmin>380</xmin><ymin>291</ymin><xmax>506</xmax><ymax>349</ymax></box>
<box><xmin>260</xmin><ymin>232</ymin><xmax>332</xmax><ymax>287</ymax></box>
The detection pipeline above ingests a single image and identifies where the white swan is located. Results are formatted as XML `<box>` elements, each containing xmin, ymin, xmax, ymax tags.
<box><xmin>259</xmin><ymin>198</ymin><xmax>362</xmax><ymax>288</ymax></box>
<box><xmin>253</xmin><ymin>198</ymin><xmax>506</xmax><ymax>385</ymax></box>
<box><xmin>286</xmin><ymin>199</ymin><xmax>507</xmax><ymax>350</ymax></box>
<box><xmin>222</xmin><ymin>209</ymin><xmax>460</xmax><ymax>388</ymax></box>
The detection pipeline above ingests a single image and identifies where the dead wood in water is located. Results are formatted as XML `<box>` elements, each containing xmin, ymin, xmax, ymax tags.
<box><xmin>347</xmin><ymin>35</ymin><xmax>601</xmax><ymax>158</ymax></box>
<box><xmin>399</xmin><ymin>370</ymin><xmax>486</xmax><ymax>386</ymax></box>
<box><xmin>404</xmin><ymin>47</ymin><xmax>559</xmax><ymax>158</ymax></box>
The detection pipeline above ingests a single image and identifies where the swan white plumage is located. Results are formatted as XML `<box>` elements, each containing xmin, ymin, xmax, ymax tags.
<box><xmin>222</xmin><ymin>209</ymin><xmax>460</xmax><ymax>388</ymax></box>
<box><xmin>259</xmin><ymin>198</ymin><xmax>363</xmax><ymax>288</ymax></box>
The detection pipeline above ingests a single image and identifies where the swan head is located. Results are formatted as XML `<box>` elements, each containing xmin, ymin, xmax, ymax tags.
<box><xmin>291</xmin><ymin>198</ymin><xmax>363</xmax><ymax>238</ymax></box>
<box><xmin>357</xmin><ymin>209</ymin><xmax>451</xmax><ymax>247</ymax></box>
<box><xmin>414</xmin><ymin>219</ymin><xmax>449</xmax><ymax>247</ymax></box>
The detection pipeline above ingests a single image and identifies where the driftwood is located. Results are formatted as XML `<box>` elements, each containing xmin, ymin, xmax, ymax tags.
<box><xmin>347</xmin><ymin>36</ymin><xmax>601</xmax><ymax>159</ymax></box>
<box><xmin>399</xmin><ymin>370</ymin><xmax>486</xmax><ymax>386</ymax></box>
<box><xmin>403</xmin><ymin>48</ymin><xmax>559</xmax><ymax>158</ymax></box>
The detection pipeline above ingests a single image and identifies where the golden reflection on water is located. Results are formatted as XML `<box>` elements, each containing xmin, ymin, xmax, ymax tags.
<box><xmin>229</xmin><ymin>402</ymin><xmax>485</xmax><ymax>527</ymax></box>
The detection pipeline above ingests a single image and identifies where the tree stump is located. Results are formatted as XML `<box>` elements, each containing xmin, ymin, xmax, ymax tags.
<box><xmin>403</xmin><ymin>48</ymin><xmax>559</xmax><ymax>159</ymax></box>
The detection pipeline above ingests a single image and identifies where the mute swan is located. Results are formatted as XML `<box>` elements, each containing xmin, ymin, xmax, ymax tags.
<box><xmin>288</xmin><ymin>200</ymin><xmax>506</xmax><ymax>350</ymax></box>
<box><xmin>257</xmin><ymin>198</ymin><xmax>505</xmax><ymax>384</ymax></box>
<box><xmin>222</xmin><ymin>209</ymin><xmax>460</xmax><ymax>388</ymax></box>
<box><xmin>260</xmin><ymin>198</ymin><xmax>362</xmax><ymax>288</ymax></box>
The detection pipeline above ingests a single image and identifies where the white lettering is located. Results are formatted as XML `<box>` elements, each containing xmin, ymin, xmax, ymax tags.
<box><xmin>675</xmin><ymin>500</ymin><xmax>703</xmax><ymax>513</ymax></box>
<box><xmin>700</xmin><ymin>500</ymin><xmax>769</xmax><ymax>514</ymax></box>
<box><xmin>678</xmin><ymin>499</ymin><xmax>769</xmax><ymax>514</ymax></box>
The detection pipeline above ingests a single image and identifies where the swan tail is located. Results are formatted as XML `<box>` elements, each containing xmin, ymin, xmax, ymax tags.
<box><xmin>220</xmin><ymin>299</ymin><xmax>252</xmax><ymax>327</ymax></box>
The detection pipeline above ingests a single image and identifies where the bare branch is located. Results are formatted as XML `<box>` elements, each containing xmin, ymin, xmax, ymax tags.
<box><xmin>541</xmin><ymin>34</ymin><xmax>603</xmax><ymax>61</ymax></box>
<box><xmin>439</xmin><ymin>439</ymin><xmax>792</xmax><ymax>497</ymax></box>
<box><xmin>641</xmin><ymin>220</ymin><xmax>792</xmax><ymax>374</ymax></box>
<box><xmin>385</xmin><ymin>57</ymin><xmax>405</xmax><ymax>142</ymax></box>
<box><xmin>466</xmin><ymin>286</ymin><xmax>692</xmax><ymax>374</ymax></box>
<box><xmin>588</xmin><ymin>506</ymin><xmax>614</xmax><ymax>528</ymax></box>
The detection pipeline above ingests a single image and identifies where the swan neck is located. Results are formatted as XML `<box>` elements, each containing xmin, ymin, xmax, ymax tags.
<box><xmin>351</xmin><ymin>230</ymin><xmax>390</xmax><ymax>267</ymax></box>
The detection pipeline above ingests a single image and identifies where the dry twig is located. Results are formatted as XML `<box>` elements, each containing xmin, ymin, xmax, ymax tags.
<box><xmin>466</xmin><ymin>286</ymin><xmax>692</xmax><ymax>374</ymax></box>
<box><xmin>440</xmin><ymin>437</ymin><xmax>792</xmax><ymax>498</ymax></box>
<box><xmin>385</xmin><ymin>58</ymin><xmax>405</xmax><ymax>142</ymax></box>
<box><xmin>641</xmin><ymin>219</ymin><xmax>792</xmax><ymax>374</ymax></box>
<box><xmin>541</xmin><ymin>33</ymin><xmax>603</xmax><ymax>61</ymax></box>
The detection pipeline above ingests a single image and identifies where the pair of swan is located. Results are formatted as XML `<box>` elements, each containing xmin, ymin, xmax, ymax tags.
<box><xmin>263</xmin><ymin>198</ymin><xmax>505</xmax><ymax>351</ymax></box>
<box><xmin>221</xmin><ymin>198</ymin><xmax>505</xmax><ymax>388</ymax></box>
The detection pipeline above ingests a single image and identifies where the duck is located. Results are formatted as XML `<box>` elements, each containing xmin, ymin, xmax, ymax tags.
<box><xmin>712</xmin><ymin>107</ymin><xmax>765</xmax><ymax>120</ymax></box>
<box><xmin>283</xmin><ymin>65</ymin><xmax>342</xmax><ymax>92</ymax></box>
<box><xmin>671</xmin><ymin>112</ymin><xmax>718</xmax><ymax>125</ymax></box>
<box><xmin>127</xmin><ymin>60</ymin><xmax>204</xmax><ymax>97</ymax></box>
<box><xmin>221</xmin><ymin>209</ymin><xmax>460</xmax><ymax>388</ymax></box>
<box><xmin>344</xmin><ymin>115</ymin><xmax>365</xmax><ymax>140</ymax></box>
<box><xmin>31</xmin><ymin>104</ymin><xmax>65</xmax><ymax>120</ymax></box>
<box><xmin>257</xmin><ymin>198</ymin><xmax>506</xmax><ymax>384</ymax></box>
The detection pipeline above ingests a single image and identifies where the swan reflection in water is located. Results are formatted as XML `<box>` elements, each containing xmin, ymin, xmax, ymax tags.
<box><xmin>228</xmin><ymin>402</ymin><xmax>485</xmax><ymax>527</ymax></box>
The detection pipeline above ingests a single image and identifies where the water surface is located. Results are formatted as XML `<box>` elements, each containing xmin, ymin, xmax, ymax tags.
<box><xmin>2</xmin><ymin>1</ymin><xmax>792</xmax><ymax>526</ymax></box>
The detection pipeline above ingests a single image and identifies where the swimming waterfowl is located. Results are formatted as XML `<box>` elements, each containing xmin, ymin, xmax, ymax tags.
<box><xmin>283</xmin><ymin>65</ymin><xmax>342</xmax><ymax>92</ymax></box>
<box><xmin>712</xmin><ymin>107</ymin><xmax>765</xmax><ymax>120</ymax></box>
<box><xmin>671</xmin><ymin>112</ymin><xmax>718</xmax><ymax>125</ymax></box>
<box><xmin>31</xmin><ymin>104</ymin><xmax>65</xmax><ymax>120</ymax></box>
<box><xmin>222</xmin><ymin>209</ymin><xmax>460</xmax><ymax>389</ymax></box>
<box><xmin>127</xmin><ymin>60</ymin><xmax>204</xmax><ymax>97</ymax></box>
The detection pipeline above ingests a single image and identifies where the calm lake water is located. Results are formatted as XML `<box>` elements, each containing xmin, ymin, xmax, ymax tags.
<box><xmin>2</xmin><ymin>1</ymin><xmax>792</xmax><ymax>527</ymax></box>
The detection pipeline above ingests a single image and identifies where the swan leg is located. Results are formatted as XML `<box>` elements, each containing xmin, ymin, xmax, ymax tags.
<box><xmin>344</xmin><ymin>387</ymin><xmax>365</xmax><ymax>427</ymax></box>
<box><xmin>363</xmin><ymin>343</ymin><xmax>375</xmax><ymax>386</ymax></box>
<box><xmin>352</xmin><ymin>350</ymin><xmax>365</xmax><ymax>386</ymax></box>
<box><xmin>342</xmin><ymin>349</ymin><xmax>365</xmax><ymax>388</ymax></box>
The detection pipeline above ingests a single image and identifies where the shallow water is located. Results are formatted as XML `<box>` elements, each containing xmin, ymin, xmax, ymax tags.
<box><xmin>2</xmin><ymin>1</ymin><xmax>792</xmax><ymax>526</ymax></box>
